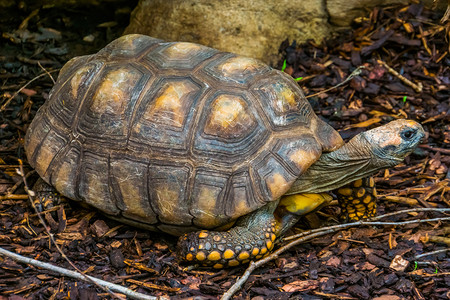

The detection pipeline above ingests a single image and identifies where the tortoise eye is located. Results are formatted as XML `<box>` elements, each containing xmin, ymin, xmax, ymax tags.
<box><xmin>401</xmin><ymin>128</ymin><xmax>416</xmax><ymax>140</ymax></box>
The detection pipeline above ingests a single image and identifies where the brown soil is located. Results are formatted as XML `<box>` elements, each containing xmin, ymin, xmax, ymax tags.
<box><xmin>0</xmin><ymin>2</ymin><xmax>448</xmax><ymax>299</ymax></box>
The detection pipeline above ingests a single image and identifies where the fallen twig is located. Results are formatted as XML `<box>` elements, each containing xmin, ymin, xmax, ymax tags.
<box><xmin>0</xmin><ymin>247</ymin><xmax>156</xmax><ymax>300</ymax></box>
<box><xmin>127</xmin><ymin>279</ymin><xmax>180</xmax><ymax>292</ymax></box>
<box><xmin>380</xmin><ymin>195</ymin><xmax>420</xmax><ymax>206</ymax></box>
<box><xmin>285</xmin><ymin>207</ymin><xmax>450</xmax><ymax>241</ymax></box>
<box><xmin>313</xmin><ymin>291</ymin><xmax>356</xmax><ymax>299</ymax></box>
<box><xmin>221</xmin><ymin>208</ymin><xmax>450</xmax><ymax>300</ymax></box>
<box><xmin>377</xmin><ymin>59</ymin><xmax>423</xmax><ymax>92</ymax></box>
<box><xmin>419</xmin><ymin>144</ymin><xmax>450</xmax><ymax>155</ymax></box>
<box><xmin>410</xmin><ymin>271</ymin><xmax>450</xmax><ymax>277</ymax></box>
<box><xmin>306</xmin><ymin>66</ymin><xmax>365</xmax><ymax>98</ymax></box>
<box><xmin>418</xmin><ymin>25</ymin><xmax>432</xmax><ymax>56</ymax></box>
<box><xmin>441</xmin><ymin>2</ymin><xmax>450</xmax><ymax>23</ymax></box>
<box><xmin>0</xmin><ymin>69</ymin><xmax>59</xmax><ymax>112</ymax></box>
<box><xmin>7</xmin><ymin>169</ymin><xmax>35</xmax><ymax>195</ymax></box>
<box><xmin>422</xmin><ymin>235</ymin><xmax>450</xmax><ymax>246</ymax></box>
<box><xmin>38</xmin><ymin>61</ymin><xmax>56</xmax><ymax>84</ymax></box>
<box><xmin>0</xmin><ymin>194</ymin><xmax>29</xmax><ymax>200</ymax></box>
<box><xmin>415</xmin><ymin>248</ymin><xmax>449</xmax><ymax>259</ymax></box>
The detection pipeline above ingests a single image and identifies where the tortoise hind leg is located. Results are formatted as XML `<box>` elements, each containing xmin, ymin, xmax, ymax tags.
<box><xmin>177</xmin><ymin>204</ymin><xmax>278</xmax><ymax>269</ymax></box>
<box><xmin>32</xmin><ymin>178</ymin><xmax>62</xmax><ymax>212</ymax></box>
<box><xmin>335</xmin><ymin>177</ymin><xmax>377</xmax><ymax>221</ymax></box>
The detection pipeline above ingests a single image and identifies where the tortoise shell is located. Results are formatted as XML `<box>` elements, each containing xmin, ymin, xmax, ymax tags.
<box><xmin>25</xmin><ymin>34</ymin><xmax>343</xmax><ymax>235</ymax></box>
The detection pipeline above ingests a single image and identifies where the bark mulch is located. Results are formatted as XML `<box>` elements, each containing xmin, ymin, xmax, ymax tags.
<box><xmin>0</xmin><ymin>2</ymin><xmax>449</xmax><ymax>299</ymax></box>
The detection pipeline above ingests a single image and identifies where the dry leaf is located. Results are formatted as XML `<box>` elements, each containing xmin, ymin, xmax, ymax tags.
<box><xmin>389</xmin><ymin>255</ymin><xmax>409</xmax><ymax>272</ymax></box>
<box><xmin>282</xmin><ymin>280</ymin><xmax>319</xmax><ymax>292</ymax></box>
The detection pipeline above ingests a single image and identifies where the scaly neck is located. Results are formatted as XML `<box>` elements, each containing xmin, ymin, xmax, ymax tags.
<box><xmin>286</xmin><ymin>133</ymin><xmax>393</xmax><ymax>194</ymax></box>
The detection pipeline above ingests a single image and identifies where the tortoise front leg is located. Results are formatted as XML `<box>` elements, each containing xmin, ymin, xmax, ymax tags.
<box><xmin>335</xmin><ymin>177</ymin><xmax>377</xmax><ymax>221</ymax></box>
<box><xmin>177</xmin><ymin>206</ymin><xmax>278</xmax><ymax>268</ymax></box>
<box><xmin>177</xmin><ymin>193</ymin><xmax>334</xmax><ymax>268</ymax></box>
<box><xmin>274</xmin><ymin>192</ymin><xmax>332</xmax><ymax>236</ymax></box>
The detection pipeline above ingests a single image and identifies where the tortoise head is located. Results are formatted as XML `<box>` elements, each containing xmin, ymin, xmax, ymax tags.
<box><xmin>361</xmin><ymin>119</ymin><xmax>425</xmax><ymax>166</ymax></box>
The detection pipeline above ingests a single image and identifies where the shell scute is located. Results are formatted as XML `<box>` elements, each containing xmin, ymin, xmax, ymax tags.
<box><xmin>204</xmin><ymin>94</ymin><xmax>257</xmax><ymax>139</ymax></box>
<box><xmin>32</xmin><ymin>127</ymin><xmax>68</xmax><ymax>181</ymax></box>
<box><xmin>251</xmin><ymin>71</ymin><xmax>313</xmax><ymax>129</ymax></box>
<box><xmin>202</xmin><ymin>53</ymin><xmax>270</xmax><ymax>85</ymax></box>
<box><xmin>190</xmin><ymin>169</ymin><xmax>231</xmax><ymax>228</ymax></box>
<box><xmin>144</xmin><ymin>42</ymin><xmax>219</xmax><ymax>70</ymax></box>
<box><xmin>77</xmin><ymin>64</ymin><xmax>150</xmax><ymax>146</ymax></box>
<box><xmin>193</xmin><ymin>91</ymin><xmax>269</xmax><ymax>165</ymax></box>
<box><xmin>130</xmin><ymin>76</ymin><xmax>203</xmax><ymax>152</ymax></box>
<box><xmin>226</xmin><ymin>171</ymin><xmax>263</xmax><ymax>219</ymax></box>
<box><xmin>79</xmin><ymin>152</ymin><xmax>119</xmax><ymax>215</ymax></box>
<box><xmin>96</xmin><ymin>34</ymin><xmax>161</xmax><ymax>60</ymax></box>
<box><xmin>50</xmin><ymin>146</ymin><xmax>80</xmax><ymax>200</ymax></box>
<box><xmin>147</xmin><ymin>163</ymin><xmax>192</xmax><ymax>225</ymax></box>
<box><xmin>47</xmin><ymin>62</ymin><xmax>103</xmax><ymax>129</ymax></box>
<box><xmin>273</xmin><ymin>136</ymin><xmax>322</xmax><ymax>175</ymax></box>
<box><xmin>253</xmin><ymin>154</ymin><xmax>298</xmax><ymax>201</ymax></box>
<box><xmin>109</xmin><ymin>157</ymin><xmax>158</xmax><ymax>225</ymax></box>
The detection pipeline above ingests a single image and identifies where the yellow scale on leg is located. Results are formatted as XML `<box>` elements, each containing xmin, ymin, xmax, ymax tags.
<box><xmin>180</xmin><ymin>219</ymin><xmax>277</xmax><ymax>269</ymax></box>
<box><xmin>336</xmin><ymin>177</ymin><xmax>377</xmax><ymax>221</ymax></box>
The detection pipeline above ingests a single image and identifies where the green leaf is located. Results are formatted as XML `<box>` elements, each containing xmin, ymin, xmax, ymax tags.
<box><xmin>281</xmin><ymin>59</ymin><xmax>287</xmax><ymax>72</ymax></box>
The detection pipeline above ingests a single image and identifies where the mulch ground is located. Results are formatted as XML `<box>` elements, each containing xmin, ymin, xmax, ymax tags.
<box><xmin>0</xmin><ymin>1</ymin><xmax>449</xmax><ymax>299</ymax></box>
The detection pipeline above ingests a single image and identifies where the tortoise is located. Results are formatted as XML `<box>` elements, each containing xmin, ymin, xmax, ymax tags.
<box><xmin>25</xmin><ymin>34</ymin><xmax>424</xmax><ymax>268</ymax></box>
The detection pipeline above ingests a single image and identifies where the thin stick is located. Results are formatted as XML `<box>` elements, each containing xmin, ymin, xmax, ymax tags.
<box><xmin>419</xmin><ymin>144</ymin><xmax>450</xmax><ymax>155</ymax></box>
<box><xmin>414</xmin><ymin>248</ymin><xmax>449</xmax><ymax>259</ymax></box>
<box><xmin>285</xmin><ymin>207</ymin><xmax>450</xmax><ymax>242</ymax></box>
<box><xmin>313</xmin><ymin>291</ymin><xmax>356</xmax><ymax>300</ymax></box>
<box><xmin>221</xmin><ymin>213</ymin><xmax>450</xmax><ymax>300</ymax></box>
<box><xmin>38</xmin><ymin>62</ymin><xmax>56</xmax><ymax>84</ymax></box>
<box><xmin>441</xmin><ymin>3</ymin><xmax>450</xmax><ymax>23</ymax></box>
<box><xmin>8</xmin><ymin>169</ymin><xmax>35</xmax><ymax>195</ymax></box>
<box><xmin>306</xmin><ymin>66</ymin><xmax>365</xmax><ymax>98</ymax></box>
<box><xmin>0</xmin><ymin>247</ymin><xmax>156</xmax><ymax>300</ymax></box>
<box><xmin>380</xmin><ymin>195</ymin><xmax>419</xmax><ymax>206</ymax></box>
<box><xmin>377</xmin><ymin>60</ymin><xmax>423</xmax><ymax>92</ymax></box>
<box><xmin>416</xmin><ymin>272</ymin><xmax>450</xmax><ymax>277</ymax></box>
<box><xmin>418</xmin><ymin>26</ymin><xmax>432</xmax><ymax>56</ymax></box>
<box><xmin>0</xmin><ymin>69</ymin><xmax>59</xmax><ymax>112</ymax></box>
<box><xmin>127</xmin><ymin>279</ymin><xmax>180</xmax><ymax>292</ymax></box>
<box><xmin>0</xmin><ymin>194</ymin><xmax>29</xmax><ymax>200</ymax></box>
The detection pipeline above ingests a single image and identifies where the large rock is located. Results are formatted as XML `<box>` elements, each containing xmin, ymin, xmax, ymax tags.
<box><xmin>327</xmin><ymin>0</ymin><xmax>407</xmax><ymax>26</ymax></box>
<box><xmin>125</xmin><ymin>0</ymin><xmax>446</xmax><ymax>64</ymax></box>
<box><xmin>124</xmin><ymin>0</ymin><xmax>330</xmax><ymax>64</ymax></box>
